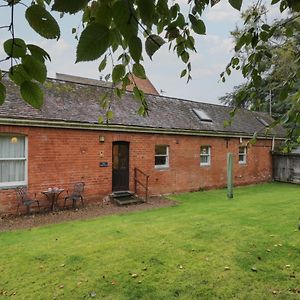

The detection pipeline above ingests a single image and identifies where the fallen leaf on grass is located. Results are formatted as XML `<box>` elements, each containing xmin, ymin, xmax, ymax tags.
<box><xmin>111</xmin><ymin>280</ymin><xmax>117</xmax><ymax>285</ymax></box>
<box><xmin>224</xmin><ymin>267</ymin><xmax>230</xmax><ymax>271</ymax></box>
<box><xmin>90</xmin><ymin>291</ymin><xmax>97</xmax><ymax>298</ymax></box>
<box><xmin>251</xmin><ymin>267</ymin><xmax>257</xmax><ymax>272</ymax></box>
<box><xmin>266</xmin><ymin>249</ymin><xmax>271</xmax><ymax>252</ymax></box>
<box><xmin>131</xmin><ymin>274</ymin><xmax>138</xmax><ymax>278</ymax></box>
<box><xmin>285</xmin><ymin>265</ymin><xmax>291</xmax><ymax>268</ymax></box>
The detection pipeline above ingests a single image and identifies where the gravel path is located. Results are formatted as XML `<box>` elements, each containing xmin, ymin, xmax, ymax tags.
<box><xmin>0</xmin><ymin>197</ymin><xmax>178</xmax><ymax>232</ymax></box>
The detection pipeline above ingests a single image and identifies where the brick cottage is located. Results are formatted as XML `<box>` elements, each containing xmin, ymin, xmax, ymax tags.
<box><xmin>0</xmin><ymin>74</ymin><xmax>285</xmax><ymax>214</ymax></box>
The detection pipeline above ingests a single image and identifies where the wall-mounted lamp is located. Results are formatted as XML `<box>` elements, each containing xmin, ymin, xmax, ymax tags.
<box><xmin>239</xmin><ymin>137</ymin><xmax>243</xmax><ymax>144</ymax></box>
<box><xmin>10</xmin><ymin>137</ymin><xmax>18</xmax><ymax>144</ymax></box>
<box><xmin>99</xmin><ymin>136</ymin><xmax>105</xmax><ymax>143</ymax></box>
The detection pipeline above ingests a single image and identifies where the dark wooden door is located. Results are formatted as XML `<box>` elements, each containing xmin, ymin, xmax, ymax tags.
<box><xmin>112</xmin><ymin>142</ymin><xmax>129</xmax><ymax>191</ymax></box>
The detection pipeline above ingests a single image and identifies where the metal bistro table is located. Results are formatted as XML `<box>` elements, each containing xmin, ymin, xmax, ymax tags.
<box><xmin>42</xmin><ymin>188</ymin><xmax>64</xmax><ymax>211</ymax></box>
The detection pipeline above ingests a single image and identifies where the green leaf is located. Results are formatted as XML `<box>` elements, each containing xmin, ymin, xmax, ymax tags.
<box><xmin>112</xmin><ymin>0</ymin><xmax>130</xmax><ymax>27</ymax></box>
<box><xmin>132</xmin><ymin>63</ymin><xmax>146</xmax><ymax>79</ymax></box>
<box><xmin>95</xmin><ymin>2</ymin><xmax>112</xmax><ymax>27</ymax></box>
<box><xmin>137</xmin><ymin>0</ymin><xmax>154</xmax><ymax>27</ymax></box>
<box><xmin>9</xmin><ymin>65</ymin><xmax>32</xmax><ymax>86</ymax></box>
<box><xmin>181</xmin><ymin>51</ymin><xmax>189</xmax><ymax>63</ymax></box>
<box><xmin>3</xmin><ymin>38</ymin><xmax>27</xmax><ymax>58</ymax></box>
<box><xmin>189</xmin><ymin>15</ymin><xmax>206</xmax><ymax>35</ymax></box>
<box><xmin>22</xmin><ymin>55</ymin><xmax>47</xmax><ymax>83</ymax></box>
<box><xmin>145</xmin><ymin>34</ymin><xmax>165</xmax><ymax>59</ymax></box>
<box><xmin>27</xmin><ymin>44</ymin><xmax>51</xmax><ymax>62</ymax></box>
<box><xmin>133</xmin><ymin>86</ymin><xmax>145</xmax><ymax>103</ymax></box>
<box><xmin>180</xmin><ymin>69</ymin><xmax>187</xmax><ymax>78</ymax></box>
<box><xmin>98</xmin><ymin>116</ymin><xmax>104</xmax><ymax>124</ymax></box>
<box><xmin>128</xmin><ymin>36</ymin><xmax>142</xmax><ymax>63</ymax></box>
<box><xmin>112</xmin><ymin>64</ymin><xmax>125</xmax><ymax>83</ymax></box>
<box><xmin>76</xmin><ymin>23</ymin><xmax>110</xmax><ymax>62</ymax></box>
<box><xmin>123</xmin><ymin>54</ymin><xmax>131</xmax><ymax>65</ymax></box>
<box><xmin>98</xmin><ymin>55</ymin><xmax>107</xmax><ymax>72</ymax></box>
<box><xmin>52</xmin><ymin>0</ymin><xmax>90</xmax><ymax>14</ymax></box>
<box><xmin>112</xmin><ymin>0</ymin><xmax>137</xmax><ymax>38</ymax></box>
<box><xmin>26</xmin><ymin>5</ymin><xmax>60</xmax><ymax>39</ymax></box>
<box><xmin>107</xmin><ymin>110</ymin><xmax>114</xmax><ymax>120</ymax></box>
<box><xmin>232</xmin><ymin>57</ymin><xmax>239</xmax><ymax>65</ymax></box>
<box><xmin>261</xmin><ymin>24</ymin><xmax>270</xmax><ymax>31</ymax></box>
<box><xmin>6</xmin><ymin>0</ymin><xmax>21</xmax><ymax>5</ymax></box>
<box><xmin>20</xmin><ymin>81</ymin><xmax>44</xmax><ymax>109</ymax></box>
<box><xmin>157</xmin><ymin>0</ymin><xmax>169</xmax><ymax>17</ymax></box>
<box><xmin>0</xmin><ymin>82</ymin><xmax>6</xmax><ymax>105</ymax></box>
<box><xmin>228</xmin><ymin>0</ymin><xmax>243</xmax><ymax>11</ymax></box>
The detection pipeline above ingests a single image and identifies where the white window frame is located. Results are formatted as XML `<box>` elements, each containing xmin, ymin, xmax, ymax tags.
<box><xmin>155</xmin><ymin>145</ymin><xmax>169</xmax><ymax>169</ymax></box>
<box><xmin>200</xmin><ymin>146</ymin><xmax>211</xmax><ymax>166</ymax></box>
<box><xmin>0</xmin><ymin>135</ymin><xmax>28</xmax><ymax>188</ymax></box>
<box><xmin>239</xmin><ymin>146</ymin><xmax>247</xmax><ymax>164</ymax></box>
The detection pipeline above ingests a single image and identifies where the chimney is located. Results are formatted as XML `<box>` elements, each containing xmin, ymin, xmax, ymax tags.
<box><xmin>125</xmin><ymin>75</ymin><xmax>159</xmax><ymax>95</ymax></box>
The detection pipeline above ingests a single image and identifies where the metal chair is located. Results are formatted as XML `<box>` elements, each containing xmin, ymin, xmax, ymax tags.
<box><xmin>16</xmin><ymin>187</ymin><xmax>40</xmax><ymax>214</ymax></box>
<box><xmin>64</xmin><ymin>182</ymin><xmax>85</xmax><ymax>209</ymax></box>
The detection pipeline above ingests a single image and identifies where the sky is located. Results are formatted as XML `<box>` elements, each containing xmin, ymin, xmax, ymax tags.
<box><xmin>0</xmin><ymin>0</ymin><xmax>285</xmax><ymax>105</ymax></box>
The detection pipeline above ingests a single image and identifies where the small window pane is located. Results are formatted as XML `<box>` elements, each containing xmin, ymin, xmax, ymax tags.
<box><xmin>239</xmin><ymin>147</ymin><xmax>247</xmax><ymax>164</ymax></box>
<box><xmin>155</xmin><ymin>156</ymin><xmax>167</xmax><ymax>166</ymax></box>
<box><xmin>155</xmin><ymin>145</ymin><xmax>169</xmax><ymax>168</ymax></box>
<box><xmin>0</xmin><ymin>136</ymin><xmax>25</xmax><ymax>158</ymax></box>
<box><xmin>0</xmin><ymin>135</ymin><xmax>27</xmax><ymax>186</ymax></box>
<box><xmin>201</xmin><ymin>156</ymin><xmax>209</xmax><ymax>164</ymax></box>
<box><xmin>0</xmin><ymin>160</ymin><xmax>25</xmax><ymax>183</ymax></box>
<box><xmin>200</xmin><ymin>146</ymin><xmax>211</xmax><ymax>166</ymax></box>
<box><xmin>155</xmin><ymin>145</ymin><xmax>167</xmax><ymax>155</ymax></box>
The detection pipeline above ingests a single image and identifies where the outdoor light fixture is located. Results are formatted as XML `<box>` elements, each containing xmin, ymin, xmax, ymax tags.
<box><xmin>99</xmin><ymin>136</ymin><xmax>105</xmax><ymax>143</ymax></box>
<box><xmin>10</xmin><ymin>137</ymin><xmax>18</xmax><ymax>144</ymax></box>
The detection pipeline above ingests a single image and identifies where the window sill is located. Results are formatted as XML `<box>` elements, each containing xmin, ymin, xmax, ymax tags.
<box><xmin>200</xmin><ymin>164</ymin><xmax>211</xmax><ymax>167</ymax></box>
<box><xmin>0</xmin><ymin>184</ymin><xmax>27</xmax><ymax>190</ymax></box>
<box><xmin>238</xmin><ymin>162</ymin><xmax>247</xmax><ymax>165</ymax></box>
<box><xmin>155</xmin><ymin>166</ymin><xmax>169</xmax><ymax>170</ymax></box>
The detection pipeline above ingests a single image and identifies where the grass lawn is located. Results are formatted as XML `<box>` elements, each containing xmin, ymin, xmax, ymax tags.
<box><xmin>0</xmin><ymin>182</ymin><xmax>299</xmax><ymax>300</ymax></box>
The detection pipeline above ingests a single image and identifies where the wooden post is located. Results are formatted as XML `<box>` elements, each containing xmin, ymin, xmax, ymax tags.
<box><xmin>227</xmin><ymin>153</ymin><xmax>233</xmax><ymax>199</ymax></box>
<box><xmin>134</xmin><ymin>168</ymin><xmax>137</xmax><ymax>194</ymax></box>
<box><xmin>145</xmin><ymin>175</ymin><xmax>149</xmax><ymax>202</ymax></box>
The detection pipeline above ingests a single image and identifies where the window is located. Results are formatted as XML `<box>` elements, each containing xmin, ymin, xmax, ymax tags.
<box><xmin>256</xmin><ymin>117</ymin><xmax>269</xmax><ymax>127</ymax></box>
<box><xmin>193</xmin><ymin>108</ymin><xmax>213</xmax><ymax>122</ymax></box>
<box><xmin>239</xmin><ymin>146</ymin><xmax>247</xmax><ymax>164</ymax></box>
<box><xmin>0</xmin><ymin>135</ymin><xmax>27</xmax><ymax>187</ymax></box>
<box><xmin>155</xmin><ymin>145</ymin><xmax>169</xmax><ymax>168</ymax></box>
<box><xmin>200</xmin><ymin>146</ymin><xmax>211</xmax><ymax>166</ymax></box>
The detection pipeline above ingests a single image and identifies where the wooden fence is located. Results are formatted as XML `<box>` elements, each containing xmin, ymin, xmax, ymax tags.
<box><xmin>273</xmin><ymin>152</ymin><xmax>300</xmax><ymax>184</ymax></box>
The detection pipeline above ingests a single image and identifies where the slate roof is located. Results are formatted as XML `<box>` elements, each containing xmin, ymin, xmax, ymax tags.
<box><xmin>0</xmin><ymin>76</ymin><xmax>285</xmax><ymax>138</ymax></box>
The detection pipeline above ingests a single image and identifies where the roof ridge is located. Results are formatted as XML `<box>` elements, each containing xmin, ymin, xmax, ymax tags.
<box><xmin>2</xmin><ymin>72</ymin><xmax>275</xmax><ymax>120</ymax></box>
<box><xmin>45</xmin><ymin>75</ymin><xmax>231</xmax><ymax>108</ymax></box>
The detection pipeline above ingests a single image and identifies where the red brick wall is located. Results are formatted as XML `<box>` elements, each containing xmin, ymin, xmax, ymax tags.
<box><xmin>0</xmin><ymin>125</ymin><xmax>273</xmax><ymax>214</ymax></box>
